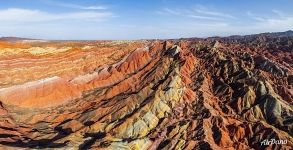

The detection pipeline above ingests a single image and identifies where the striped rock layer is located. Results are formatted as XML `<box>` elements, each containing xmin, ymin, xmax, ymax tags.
<box><xmin>0</xmin><ymin>35</ymin><xmax>292</xmax><ymax>150</ymax></box>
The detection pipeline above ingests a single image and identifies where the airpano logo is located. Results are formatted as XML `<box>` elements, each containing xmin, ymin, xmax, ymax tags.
<box><xmin>260</xmin><ymin>139</ymin><xmax>287</xmax><ymax>146</ymax></box>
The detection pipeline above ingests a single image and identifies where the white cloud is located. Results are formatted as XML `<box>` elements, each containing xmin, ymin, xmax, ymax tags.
<box><xmin>272</xmin><ymin>9</ymin><xmax>284</xmax><ymax>17</ymax></box>
<box><xmin>155</xmin><ymin>7</ymin><xmax>293</xmax><ymax>38</ymax></box>
<box><xmin>43</xmin><ymin>0</ymin><xmax>107</xmax><ymax>10</ymax></box>
<box><xmin>258</xmin><ymin>17</ymin><xmax>293</xmax><ymax>30</ymax></box>
<box><xmin>194</xmin><ymin>9</ymin><xmax>234</xmax><ymax>19</ymax></box>
<box><xmin>154</xmin><ymin>5</ymin><xmax>240</xmax><ymax>38</ymax></box>
<box><xmin>247</xmin><ymin>10</ymin><xmax>293</xmax><ymax>31</ymax></box>
<box><xmin>247</xmin><ymin>11</ymin><xmax>267</xmax><ymax>21</ymax></box>
<box><xmin>192</xmin><ymin>5</ymin><xmax>235</xmax><ymax>19</ymax></box>
<box><xmin>187</xmin><ymin>14</ymin><xmax>223</xmax><ymax>20</ymax></box>
<box><xmin>0</xmin><ymin>8</ymin><xmax>114</xmax><ymax>23</ymax></box>
<box><xmin>159</xmin><ymin>8</ymin><xmax>182</xmax><ymax>15</ymax></box>
<box><xmin>157</xmin><ymin>6</ymin><xmax>235</xmax><ymax>21</ymax></box>
<box><xmin>52</xmin><ymin>3</ymin><xmax>107</xmax><ymax>10</ymax></box>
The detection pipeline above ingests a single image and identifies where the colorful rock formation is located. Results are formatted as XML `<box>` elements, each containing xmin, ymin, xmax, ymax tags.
<box><xmin>0</xmin><ymin>32</ymin><xmax>292</xmax><ymax>149</ymax></box>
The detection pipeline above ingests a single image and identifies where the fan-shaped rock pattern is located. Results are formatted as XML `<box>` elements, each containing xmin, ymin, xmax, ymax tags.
<box><xmin>0</xmin><ymin>33</ymin><xmax>292</xmax><ymax>149</ymax></box>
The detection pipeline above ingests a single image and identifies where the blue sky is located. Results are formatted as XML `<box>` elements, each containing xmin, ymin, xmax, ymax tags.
<box><xmin>0</xmin><ymin>0</ymin><xmax>292</xmax><ymax>40</ymax></box>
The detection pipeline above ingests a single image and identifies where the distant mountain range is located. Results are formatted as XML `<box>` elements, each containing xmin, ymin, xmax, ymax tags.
<box><xmin>1</xmin><ymin>30</ymin><xmax>293</xmax><ymax>41</ymax></box>
<box><xmin>226</xmin><ymin>30</ymin><xmax>293</xmax><ymax>39</ymax></box>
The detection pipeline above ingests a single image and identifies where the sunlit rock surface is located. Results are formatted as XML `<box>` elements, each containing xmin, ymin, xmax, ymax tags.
<box><xmin>0</xmin><ymin>32</ymin><xmax>292</xmax><ymax>149</ymax></box>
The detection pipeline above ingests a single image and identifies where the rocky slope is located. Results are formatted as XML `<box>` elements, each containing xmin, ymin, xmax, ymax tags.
<box><xmin>0</xmin><ymin>33</ymin><xmax>292</xmax><ymax>149</ymax></box>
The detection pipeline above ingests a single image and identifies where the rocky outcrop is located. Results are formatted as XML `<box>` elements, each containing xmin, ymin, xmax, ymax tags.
<box><xmin>0</xmin><ymin>33</ymin><xmax>292</xmax><ymax>149</ymax></box>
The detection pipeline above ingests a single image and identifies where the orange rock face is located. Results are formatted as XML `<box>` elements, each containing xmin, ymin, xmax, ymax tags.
<box><xmin>0</xmin><ymin>32</ymin><xmax>292</xmax><ymax>149</ymax></box>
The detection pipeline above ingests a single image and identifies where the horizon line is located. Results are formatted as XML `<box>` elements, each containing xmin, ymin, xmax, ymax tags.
<box><xmin>1</xmin><ymin>30</ymin><xmax>292</xmax><ymax>41</ymax></box>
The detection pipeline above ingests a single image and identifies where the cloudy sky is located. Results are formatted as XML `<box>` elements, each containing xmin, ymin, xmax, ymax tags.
<box><xmin>0</xmin><ymin>0</ymin><xmax>292</xmax><ymax>40</ymax></box>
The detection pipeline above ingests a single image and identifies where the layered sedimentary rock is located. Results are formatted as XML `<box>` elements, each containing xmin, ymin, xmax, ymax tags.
<box><xmin>0</xmin><ymin>33</ymin><xmax>292</xmax><ymax>149</ymax></box>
